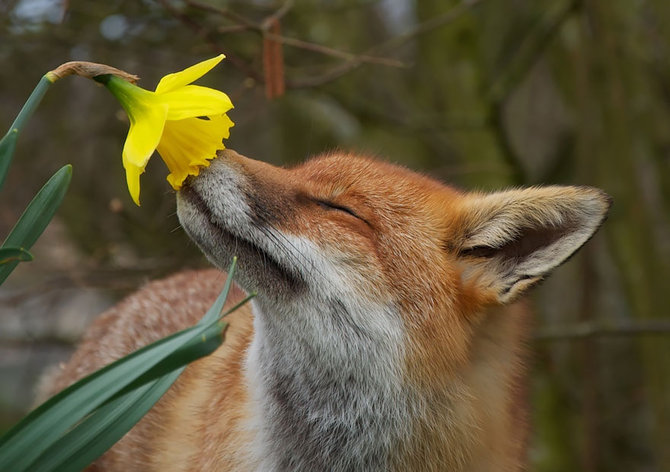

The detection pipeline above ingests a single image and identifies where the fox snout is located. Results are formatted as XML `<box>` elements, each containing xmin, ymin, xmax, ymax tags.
<box><xmin>178</xmin><ymin>152</ymin><xmax>307</xmax><ymax>297</ymax></box>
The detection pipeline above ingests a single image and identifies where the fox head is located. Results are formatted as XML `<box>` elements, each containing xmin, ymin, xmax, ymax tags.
<box><xmin>176</xmin><ymin>149</ymin><xmax>610</xmax><ymax>470</ymax></box>
<box><xmin>178</xmin><ymin>149</ymin><xmax>609</xmax><ymax>312</ymax></box>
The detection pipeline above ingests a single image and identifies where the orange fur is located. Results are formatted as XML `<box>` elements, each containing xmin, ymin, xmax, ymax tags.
<box><xmin>41</xmin><ymin>150</ymin><xmax>610</xmax><ymax>471</ymax></box>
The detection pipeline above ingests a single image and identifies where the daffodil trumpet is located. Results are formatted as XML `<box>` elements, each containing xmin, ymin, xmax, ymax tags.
<box><xmin>94</xmin><ymin>54</ymin><xmax>234</xmax><ymax>205</ymax></box>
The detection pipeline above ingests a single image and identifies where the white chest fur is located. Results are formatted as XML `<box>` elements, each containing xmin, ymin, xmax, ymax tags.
<box><xmin>245</xmin><ymin>292</ymin><xmax>410</xmax><ymax>471</ymax></box>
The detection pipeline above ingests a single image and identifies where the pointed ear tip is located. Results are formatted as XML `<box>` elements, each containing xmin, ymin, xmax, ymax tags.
<box><xmin>600</xmin><ymin>190</ymin><xmax>614</xmax><ymax>210</ymax></box>
<box><xmin>581</xmin><ymin>186</ymin><xmax>613</xmax><ymax>217</ymax></box>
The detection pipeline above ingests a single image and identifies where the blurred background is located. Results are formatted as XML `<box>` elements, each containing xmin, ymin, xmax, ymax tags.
<box><xmin>1</xmin><ymin>0</ymin><xmax>669</xmax><ymax>470</ymax></box>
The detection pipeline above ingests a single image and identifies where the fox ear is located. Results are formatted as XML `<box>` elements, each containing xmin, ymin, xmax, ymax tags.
<box><xmin>452</xmin><ymin>186</ymin><xmax>611</xmax><ymax>304</ymax></box>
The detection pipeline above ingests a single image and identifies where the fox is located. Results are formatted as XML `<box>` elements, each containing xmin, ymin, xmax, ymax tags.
<box><xmin>41</xmin><ymin>149</ymin><xmax>611</xmax><ymax>471</ymax></box>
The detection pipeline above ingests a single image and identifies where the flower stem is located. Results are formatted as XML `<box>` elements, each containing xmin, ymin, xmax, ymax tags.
<box><xmin>0</xmin><ymin>75</ymin><xmax>54</xmax><ymax>189</ymax></box>
<box><xmin>7</xmin><ymin>75</ymin><xmax>54</xmax><ymax>136</ymax></box>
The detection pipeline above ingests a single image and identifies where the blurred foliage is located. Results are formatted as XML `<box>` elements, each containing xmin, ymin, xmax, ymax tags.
<box><xmin>1</xmin><ymin>0</ymin><xmax>669</xmax><ymax>471</ymax></box>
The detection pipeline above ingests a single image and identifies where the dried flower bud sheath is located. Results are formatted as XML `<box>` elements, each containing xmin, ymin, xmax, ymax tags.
<box><xmin>45</xmin><ymin>62</ymin><xmax>139</xmax><ymax>84</ymax></box>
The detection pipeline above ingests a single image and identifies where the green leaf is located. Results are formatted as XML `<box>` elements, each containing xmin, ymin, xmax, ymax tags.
<box><xmin>0</xmin><ymin>130</ymin><xmax>18</xmax><ymax>191</ymax></box>
<box><xmin>31</xmin><ymin>373</ymin><xmax>182</xmax><ymax>472</ymax></box>
<box><xmin>0</xmin><ymin>247</ymin><xmax>33</xmax><ymax>265</ymax></box>
<box><xmin>0</xmin><ymin>164</ymin><xmax>72</xmax><ymax>284</ymax></box>
<box><xmin>199</xmin><ymin>256</ymin><xmax>237</xmax><ymax>325</ymax></box>
<box><xmin>0</xmin><ymin>317</ymin><xmax>224</xmax><ymax>470</ymax></box>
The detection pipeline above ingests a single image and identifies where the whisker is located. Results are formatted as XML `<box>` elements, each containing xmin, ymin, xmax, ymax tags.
<box><xmin>253</xmin><ymin>214</ymin><xmax>318</xmax><ymax>273</ymax></box>
<box><xmin>257</xmin><ymin>225</ymin><xmax>310</xmax><ymax>276</ymax></box>
<box><xmin>252</xmin><ymin>215</ymin><xmax>319</xmax><ymax>279</ymax></box>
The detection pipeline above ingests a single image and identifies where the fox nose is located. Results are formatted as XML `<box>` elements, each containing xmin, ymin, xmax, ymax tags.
<box><xmin>215</xmin><ymin>148</ymin><xmax>239</xmax><ymax>160</ymax></box>
<box><xmin>181</xmin><ymin>174</ymin><xmax>195</xmax><ymax>189</ymax></box>
<box><xmin>180</xmin><ymin>149</ymin><xmax>235</xmax><ymax>189</ymax></box>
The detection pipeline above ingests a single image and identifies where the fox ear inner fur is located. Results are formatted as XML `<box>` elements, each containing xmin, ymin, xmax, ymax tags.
<box><xmin>454</xmin><ymin>186</ymin><xmax>612</xmax><ymax>304</ymax></box>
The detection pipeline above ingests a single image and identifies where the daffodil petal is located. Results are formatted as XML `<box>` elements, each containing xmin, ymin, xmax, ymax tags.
<box><xmin>161</xmin><ymin>85</ymin><xmax>234</xmax><ymax>121</ymax></box>
<box><xmin>125</xmin><ymin>163</ymin><xmax>143</xmax><ymax>206</ymax></box>
<box><xmin>156</xmin><ymin>114</ymin><xmax>234</xmax><ymax>190</ymax></box>
<box><xmin>155</xmin><ymin>54</ymin><xmax>225</xmax><ymax>94</ymax></box>
<box><xmin>122</xmin><ymin>102</ymin><xmax>168</xmax><ymax>169</ymax></box>
<box><xmin>121</xmin><ymin>102</ymin><xmax>168</xmax><ymax>205</ymax></box>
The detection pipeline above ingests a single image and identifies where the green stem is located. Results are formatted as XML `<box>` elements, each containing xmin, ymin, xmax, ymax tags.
<box><xmin>0</xmin><ymin>75</ymin><xmax>55</xmax><ymax>189</ymax></box>
<box><xmin>7</xmin><ymin>75</ymin><xmax>54</xmax><ymax>136</ymax></box>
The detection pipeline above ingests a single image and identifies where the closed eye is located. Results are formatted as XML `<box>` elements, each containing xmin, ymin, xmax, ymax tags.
<box><xmin>315</xmin><ymin>199</ymin><xmax>361</xmax><ymax>220</ymax></box>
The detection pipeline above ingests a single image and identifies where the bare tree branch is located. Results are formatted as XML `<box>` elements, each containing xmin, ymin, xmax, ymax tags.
<box><xmin>156</xmin><ymin>0</ymin><xmax>264</xmax><ymax>82</ymax></box>
<box><xmin>262</xmin><ymin>33</ymin><xmax>407</xmax><ymax>68</ymax></box>
<box><xmin>261</xmin><ymin>0</ymin><xmax>294</xmax><ymax>30</ymax></box>
<box><xmin>534</xmin><ymin>320</ymin><xmax>670</xmax><ymax>341</ymax></box>
<box><xmin>159</xmin><ymin>0</ymin><xmax>486</xmax><ymax>89</ymax></box>
<box><xmin>184</xmin><ymin>0</ymin><xmax>257</xmax><ymax>29</ymax></box>
<box><xmin>289</xmin><ymin>0</ymin><xmax>485</xmax><ymax>88</ymax></box>
<box><xmin>185</xmin><ymin>0</ymin><xmax>405</xmax><ymax>69</ymax></box>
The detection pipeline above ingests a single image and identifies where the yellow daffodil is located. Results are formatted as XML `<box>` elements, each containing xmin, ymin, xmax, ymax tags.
<box><xmin>94</xmin><ymin>54</ymin><xmax>233</xmax><ymax>205</ymax></box>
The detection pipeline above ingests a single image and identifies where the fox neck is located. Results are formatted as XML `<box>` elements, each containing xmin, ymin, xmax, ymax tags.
<box><xmin>242</xmin><ymin>296</ymin><xmax>528</xmax><ymax>472</ymax></box>
<box><xmin>244</xmin><ymin>294</ymin><xmax>411</xmax><ymax>471</ymax></box>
